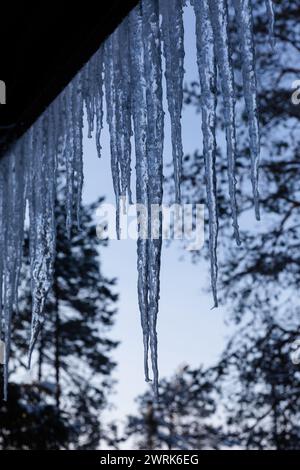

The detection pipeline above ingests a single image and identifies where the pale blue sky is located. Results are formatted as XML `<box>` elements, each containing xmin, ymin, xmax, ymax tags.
<box><xmin>82</xmin><ymin>5</ymin><xmax>231</xmax><ymax>423</ymax></box>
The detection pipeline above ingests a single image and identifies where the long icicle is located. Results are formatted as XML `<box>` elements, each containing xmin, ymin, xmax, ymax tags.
<box><xmin>28</xmin><ymin>113</ymin><xmax>57</xmax><ymax>367</ymax></box>
<box><xmin>95</xmin><ymin>48</ymin><xmax>104</xmax><ymax>160</ymax></box>
<box><xmin>1</xmin><ymin>144</ymin><xmax>27</xmax><ymax>399</ymax></box>
<box><xmin>142</xmin><ymin>0</ymin><xmax>164</xmax><ymax>396</ymax></box>
<box><xmin>2</xmin><ymin>155</ymin><xmax>16</xmax><ymax>400</ymax></box>
<box><xmin>83</xmin><ymin>59</ymin><xmax>96</xmax><ymax>139</ymax></box>
<box><xmin>64</xmin><ymin>84</ymin><xmax>76</xmax><ymax>237</ymax></box>
<box><xmin>104</xmin><ymin>36</ymin><xmax>121</xmax><ymax>239</ymax></box>
<box><xmin>129</xmin><ymin>6</ymin><xmax>150</xmax><ymax>383</ymax></box>
<box><xmin>208</xmin><ymin>0</ymin><xmax>241</xmax><ymax>245</ymax></box>
<box><xmin>115</xmin><ymin>21</ymin><xmax>133</xmax><ymax>204</ymax></box>
<box><xmin>71</xmin><ymin>73</ymin><xmax>84</xmax><ymax>229</ymax></box>
<box><xmin>193</xmin><ymin>0</ymin><xmax>219</xmax><ymax>307</ymax></box>
<box><xmin>233</xmin><ymin>0</ymin><xmax>260</xmax><ymax>220</ymax></box>
<box><xmin>0</xmin><ymin>166</ymin><xmax>4</xmax><ymax>365</ymax></box>
<box><xmin>104</xmin><ymin>20</ymin><xmax>133</xmax><ymax>236</ymax></box>
<box><xmin>159</xmin><ymin>0</ymin><xmax>185</xmax><ymax>203</ymax></box>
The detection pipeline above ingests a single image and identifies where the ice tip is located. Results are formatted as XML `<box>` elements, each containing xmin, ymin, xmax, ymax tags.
<box><xmin>255</xmin><ymin>205</ymin><xmax>261</xmax><ymax>222</ymax></box>
<box><xmin>175</xmin><ymin>187</ymin><xmax>182</xmax><ymax>206</ymax></box>
<box><xmin>234</xmin><ymin>226</ymin><xmax>242</xmax><ymax>246</ymax></box>
<box><xmin>144</xmin><ymin>366</ymin><xmax>151</xmax><ymax>383</ymax></box>
<box><xmin>234</xmin><ymin>233</ymin><xmax>242</xmax><ymax>247</ymax></box>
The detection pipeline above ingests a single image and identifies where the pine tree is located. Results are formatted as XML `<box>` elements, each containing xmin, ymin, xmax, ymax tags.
<box><xmin>218</xmin><ymin>316</ymin><xmax>300</xmax><ymax>449</ymax></box>
<box><xmin>169</xmin><ymin>0</ymin><xmax>300</xmax><ymax>449</ymax></box>
<box><xmin>124</xmin><ymin>366</ymin><xmax>221</xmax><ymax>450</ymax></box>
<box><xmin>0</xmin><ymin>197</ymin><xmax>118</xmax><ymax>449</ymax></box>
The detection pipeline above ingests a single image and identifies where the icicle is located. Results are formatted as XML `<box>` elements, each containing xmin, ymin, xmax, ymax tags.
<box><xmin>63</xmin><ymin>85</ymin><xmax>76</xmax><ymax>237</ymax></box>
<box><xmin>2</xmin><ymin>156</ymin><xmax>15</xmax><ymax>399</ymax></box>
<box><xmin>95</xmin><ymin>48</ymin><xmax>104</xmax><ymax>159</ymax></box>
<box><xmin>159</xmin><ymin>0</ymin><xmax>185</xmax><ymax>203</ymax></box>
<box><xmin>104</xmin><ymin>36</ymin><xmax>121</xmax><ymax>239</ymax></box>
<box><xmin>0</xmin><ymin>0</ymin><xmax>272</xmax><ymax>397</ymax></box>
<box><xmin>113</xmin><ymin>21</ymin><xmax>133</xmax><ymax>204</ymax></box>
<box><xmin>192</xmin><ymin>0</ymin><xmax>218</xmax><ymax>307</ymax></box>
<box><xmin>27</xmin><ymin>113</ymin><xmax>56</xmax><ymax>367</ymax></box>
<box><xmin>264</xmin><ymin>0</ymin><xmax>275</xmax><ymax>49</ymax></box>
<box><xmin>233</xmin><ymin>0</ymin><xmax>260</xmax><ymax>220</ymax></box>
<box><xmin>61</xmin><ymin>75</ymin><xmax>84</xmax><ymax>233</ymax></box>
<box><xmin>208</xmin><ymin>0</ymin><xmax>241</xmax><ymax>245</ymax></box>
<box><xmin>104</xmin><ymin>18</ymin><xmax>133</xmax><ymax>234</ymax></box>
<box><xmin>54</xmin><ymin>94</ymin><xmax>67</xmax><ymax>169</ymax></box>
<box><xmin>142</xmin><ymin>0</ymin><xmax>164</xmax><ymax>397</ymax></box>
<box><xmin>129</xmin><ymin>7</ymin><xmax>150</xmax><ymax>382</ymax></box>
<box><xmin>0</xmin><ymin>144</ymin><xmax>27</xmax><ymax>399</ymax></box>
<box><xmin>72</xmin><ymin>74</ymin><xmax>84</xmax><ymax>228</ymax></box>
<box><xmin>0</xmin><ymin>163</ymin><xmax>5</xmax><ymax>352</ymax></box>
<box><xmin>83</xmin><ymin>59</ymin><xmax>96</xmax><ymax>139</ymax></box>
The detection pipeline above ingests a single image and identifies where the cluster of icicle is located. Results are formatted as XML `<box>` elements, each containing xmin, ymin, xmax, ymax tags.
<box><xmin>0</xmin><ymin>0</ymin><xmax>274</xmax><ymax>398</ymax></box>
